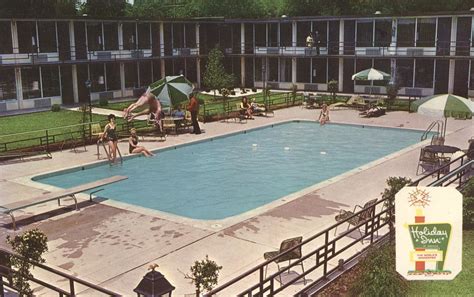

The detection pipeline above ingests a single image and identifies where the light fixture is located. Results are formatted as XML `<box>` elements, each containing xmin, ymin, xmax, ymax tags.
<box><xmin>98</xmin><ymin>76</ymin><xmax>105</xmax><ymax>85</ymax></box>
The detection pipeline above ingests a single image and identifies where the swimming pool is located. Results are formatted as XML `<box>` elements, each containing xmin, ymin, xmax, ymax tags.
<box><xmin>35</xmin><ymin>121</ymin><xmax>423</xmax><ymax>220</ymax></box>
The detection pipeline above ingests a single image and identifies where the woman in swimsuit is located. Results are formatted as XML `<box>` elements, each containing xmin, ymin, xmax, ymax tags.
<box><xmin>102</xmin><ymin>114</ymin><xmax>119</xmax><ymax>163</ymax></box>
<box><xmin>318</xmin><ymin>103</ymin><xmax>329</xmax><ymax>125</ymax></box>
<box><xmin>128</xmin><ymin>128</ymin><xmax>154</xmax><ymax>157</ymax></box>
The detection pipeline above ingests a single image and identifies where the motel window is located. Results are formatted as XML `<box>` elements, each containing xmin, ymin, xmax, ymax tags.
<box><xmin>397</xmin><ymin>18</ymin><xmax>415</xmax><ymax>47</ymax></box>
<box><xmin>268</xmin><ymin>23</ymin><xmax>278</xmax><ymax>47</ymax></box>
<box><xmin>41</xmin><ymin>65</ymin><xmax>60</xmax><ymax>97</ymax></box>
<box><xmin>244</xmin><ymin>24</ymin><xmax>254</xmax><ymax>53</ymax></box>
<box><xmin>297</xmin><ymin>22</ymin><xmax>311</xmax><ymax>47</ymax></box>
<box><xmin>374</xmin><ymin>19</ymin><xmax>391</xmax><ymax>47</ymax></box>
<box><xmin>231</xmin><ymin>24</ymin><xmax>241</xmax><ymax>51</ymax></box>
<box><xmin>21</xmin><ymin>67</ymin><xmax>41</xmax><ymax>99</ymax></box>
<box><xmin>17</xmin><ymin>21</ymin><xmax>37</xmax><ymax>53</ymax></box>
<box><xmin>138</xmin><ymin>23</ymin><xmax>151</xmax><ymax>49</ymax></box>
<box><xmin>356</xmin><ymin>20</ymin><xmax>373</xmax><ymax>47</ymax></box>
<box><xmin>313</xmin><ymin>21</ymin><xmax>328</xmax><ymax>47</ymax></box>
<box><xmin>104</xmin><ymin>22</ymin><xmax>119</xmax><ymax>50</ymax></box>
<box><xmin>268</xmin><ymin>58</ymin><xmax>278</xmax><ymax>81</ymax></box>
<box><xmin>186</xmin><ymin>58</ymin><xmax>197</xmax><ymax>83</ymax></box>
<box><xmin>123</xmin><ymin>22</ymin><xmax>137</xmax><ymax>50</ymax></box>
<box><xmin>373</xmin><ymin>59</ymin><xmax>391</xmax><ymax>86</ymax></box>
<box><xmin>0</xmin><ymin>67</ymin><xmax>16</xmax><ymax>100</ymax></box>
<box><xmin>124</xmin><ymin>62</ymin><xmax>138</xmax><ymax>88</ymax></box>
<box><xmin>173</xmin><ymin>23</ymin><xmax>184</xmax><ymax>48</ymax></box>
<box><xmin>396</xmin><ymin>59</ymin><xmax>414</xmax><ymax>87</ymax></box>
<box><xmin>296</xmin><ymin>58</ymin><xmax>311</xmax><ymax>83</ymax></box>
<box><xmin>153</xmin><ymin>60</ymin><xmax>161</xmax><ymax>81</ymax></box>
<box><xmin>87</xmin><ymin>22</ymin><xmax>103</xmax><ymax>51</ymax></box>
<box><xmin>89</xmin><ymin>63</ymin><xmax>106</xmax><ymax>92</ymax></box>
<box><xmin>185</xmin><ymin>23</ymin><xmax>196</xmax><ymax>48</ymax></box>
<box><xmin>0</xmin><ymin>21</ymin><xmax>13</xmax><ymax>54</ymax></box>
<box><xmin>279</xmin><ymin>58</ymin><xmax>292</xmax><ymax>82</ymax></box>
<box><xmin>312</xmin><ymin>57</ymin><xmax>327</xmax><ymax>84</ymax></box>
<box><xmin>355</xmin><ymin>59</ymin><xmax>372</xmax><ymax>85</ymax></box>
<box><xmin>106</xmin><ymin>63</ymin><xmax>121</xmax><ymax>91</ymax></box>
<box><xmin>417</xmin><ymin>18</ymin><xmax>436</xmax><ymax>47</ymax></box>
<box><xmin>255</xmin><ymin>24</ymin><xmax>266</xmax><ymax>47</ymax></box>
<box><xmin>280</xmin><ymin>22</ymin><xmax>292</xmax><ymax>47</ymax></box>
<box><xmin>414</xmin><ymin>59</ymin><xmax>434</xmax><ymax>88</ymax></box>
<box><xmin>328</xmin><ymin>58</ymin><xmax>339</xmax><ymax>82</ymax></box>
<box><xmin>254</xmin><ymin>57</ymin><xmax>262</xmax><ymax>81</ymax></box>
<box><xmin>139</xmin><ymin>61</ymin><xmax>152</xmax><ymax>87</ymax></box>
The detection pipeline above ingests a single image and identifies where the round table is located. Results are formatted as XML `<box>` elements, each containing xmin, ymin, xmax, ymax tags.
<box><xmin>424</xmin><ymin>145</ymin><xmax>460</xmax><ymax>154</ymax></box>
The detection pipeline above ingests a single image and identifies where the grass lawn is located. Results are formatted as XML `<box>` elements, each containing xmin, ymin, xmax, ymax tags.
<box><xmin>408</xmin><ymin>230</ymin><xmax>474</xmax><ymax>296</ymax></box>
<box><xmin>0</xmin><ymin>110</ymin><xmax>127</xmax><ymax>151</ymax></box>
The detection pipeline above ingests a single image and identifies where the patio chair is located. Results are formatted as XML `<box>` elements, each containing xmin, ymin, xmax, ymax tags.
<box><xmin>334</xmin><ymin>198</ymin><xmax>378</xmax><ymax>241</ymax></box>
<box><xmin>263</xmin><ymin>236</ymin><xmax>306</xmax><ymax>284</ymax></box>
<box><xmin>162</xmin><ymin>118</ymin><xmax>177</xmax><ymax>135</ymax></box>
<box><xmin>416</xmin><ymin>147</ymin><xmax>440</xmax><ymax>175</ymax></box>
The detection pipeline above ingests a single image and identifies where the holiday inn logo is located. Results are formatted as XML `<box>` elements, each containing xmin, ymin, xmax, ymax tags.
<box><xmin>395</xmin><ymin>187</ymin><xmax>462</xmax><ymax>280</ymax></box>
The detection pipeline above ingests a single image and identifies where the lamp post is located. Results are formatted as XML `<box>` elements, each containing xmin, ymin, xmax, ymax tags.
<box><xmin>85</xmin><ymin>79</ymin><xmax>92</xmax><ymax>123</ymax></box>
<box><xmin>134</xmin><ymin>264</ymin><xmax>175</xmax><ymax>297</ymax></box>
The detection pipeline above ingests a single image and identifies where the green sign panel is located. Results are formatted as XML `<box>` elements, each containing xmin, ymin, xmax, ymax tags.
<box><xmin>408</xmin><ymin>223</ymin><xmax>451</xmax><ymax>271</ymax></box>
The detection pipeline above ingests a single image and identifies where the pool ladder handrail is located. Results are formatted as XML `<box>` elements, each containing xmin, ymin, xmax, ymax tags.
<box><xmin>421</xmin><ymin>120</ymin><xmax>444</xmax><ymax>142</ymax></box>
<box><xmin>97</xmin><ymin>139</ymin><xmax>123</xmax><ymax>164</ymax></box>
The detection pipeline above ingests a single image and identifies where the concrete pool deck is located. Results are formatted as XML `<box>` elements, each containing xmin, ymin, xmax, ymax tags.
<box><xmin>1</xmin><ymin>106</ymin><xmax>472</xmax><ymax>296</ymax></box>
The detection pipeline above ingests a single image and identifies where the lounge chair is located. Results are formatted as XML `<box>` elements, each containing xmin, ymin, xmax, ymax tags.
<box><xmin>359</xmin><ymin>106</ymin><xmax>386</xmax><ymax>118</ymax></box>
<box><xmin>334</xmin><ymin>198</ymin><xmax>378</xmax><ymax>242</ymax></box>
<box><xmin>263</xmin><ymin>236</ymin><xmax>306</xmax><ymax>284</ymax></box>
<box><xmin>329</xmin><ymin>95</ymin><xmax>368</xmax><ymax>111</ymax></box>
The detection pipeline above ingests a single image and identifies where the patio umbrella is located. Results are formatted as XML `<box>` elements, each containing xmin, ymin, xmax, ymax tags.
<box><xmin>352</xmin><ymin>68</ymin><xmax>391</xmax><ymax>95</ymax></box>
<box><xmin>148</xmin><ymin>75</ymin><xmax>193</xmax><ymax>107</ymax></box>
<box><xmin>410</xmin><ymin>93</ymin><xmax>474</xmax><ymax>135</ymax></box>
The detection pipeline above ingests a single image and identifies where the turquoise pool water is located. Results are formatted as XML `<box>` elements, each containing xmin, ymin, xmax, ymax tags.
<box><xmin>35</xmin><ymin>122</ymin><xmax>423</xmax><ymax>220</ymax></box>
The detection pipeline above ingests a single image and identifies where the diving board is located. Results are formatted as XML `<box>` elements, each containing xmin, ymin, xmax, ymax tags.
<box><xmin>1</xmin><ymin>175</ymin><xmax>128</xmax><ymax>230</ymax></box>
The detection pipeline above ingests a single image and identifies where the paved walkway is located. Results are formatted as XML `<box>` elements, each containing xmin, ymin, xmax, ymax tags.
<box><xmin>0</xmin><ymin>106</ymin><xmax>472</xmax><ymax>296</ymax></box>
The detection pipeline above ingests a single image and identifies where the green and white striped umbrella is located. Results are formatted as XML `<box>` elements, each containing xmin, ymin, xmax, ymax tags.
<box><xmin>148</xmin><ymin>75</ymin><xmax>193</xmax><ymax>107</ymax></box>
<box><xmin>351</xmin><ymin>68</ymin><xmax>391</xmax><ymax>81</ymax></box>
<box><xmin>410</xmin><ymin>94</ymin><xmax>474</xmax><ymax>134</ymax></box>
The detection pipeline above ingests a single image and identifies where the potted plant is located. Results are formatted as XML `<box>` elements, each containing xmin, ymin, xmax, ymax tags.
<box><xmin>185</xmin><ymin>255</ymin><xmax>222</xmax><ymax>297</ymax></box>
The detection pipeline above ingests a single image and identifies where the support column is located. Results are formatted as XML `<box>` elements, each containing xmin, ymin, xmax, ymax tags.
<box><xmin>390</xmin><ymin>19</ymin><xmax>397</xmax><ymax>48</ymax></box>
<box><xmin>72</xmin><ymin>65</ymin><xmax>79</xmax><ymax>103</ymax></box>
<box><xmin>160</xmin><ymin>22</ymin><xmax>166</xmax><ymax>77</ymax></box>
<box><xmin>292</xmin><ymin>58</ymin><xmax>297</xmax><ymax>85</ymax></box>
<box><xmin>450</xmin><ymin>17</ymin><xmax>457</xmax><ymax>56</ymax></box>
<box><xmin>339</xmin><ymin>20</ymin><xmax>344</xmax><ymax>55</ymax></box>
<box><xmin>15</xmin><ymin>68</ymin><xmax>23</xmax><ymax>109</ymax></box>
<box><xmin>292</xmin><ymin>21</ymin><xmax>297</xmax><ymax>47</ymax></box>
<box><xmin>241</xmin><ymin>23</ymin><xmax>245</xmax><ymax>86</ymax></box>
<box><xmin>448</xmin><ymin>60</ymin><xmax>455</xmax><ymax>94</ymax></box>
<box><xmin>11</xmin><ymin>21</ymin><xmax>19</xmax><ymax>54</ymax></box>
<box><xmin>69</xmin><ymin>20</ymin><xmax>76</xmax><ymax>60</ymax></box>
<box><xmin>118</xmin><ymin>22</ymin><xmax>124</xmax><ymax>50</ymax></box>
<box><xmin>338</xmin><ymin>58</ymin><xmax>343</xmax><ymax>92</ymax></box>
<box><xmin>120</xmin><ymin>62</ymin><xmax>126</xmax><ymax>96</ymax></box>
<box><xmin>196</xmin><ymin>23</ymin><xmax>201</xmax><ymax>87</ymax></box>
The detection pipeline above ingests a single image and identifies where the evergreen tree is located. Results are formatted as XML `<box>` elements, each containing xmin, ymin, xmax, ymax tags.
<box><xmin>202</xmin><ymin>47</ymin><xmax>234</xmax><ymax>100</ymax></box>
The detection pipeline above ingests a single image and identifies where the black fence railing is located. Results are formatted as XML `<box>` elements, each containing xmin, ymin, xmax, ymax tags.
<box><xmin>0</xmin><ymin>40</ymin><xmax>472</xmax><ymax>66</ymax></box>
<box><xmin>205</xmin><ymin>155</ymin><xmax>472</xmax><ymax>296</ymax></box>
<box><xmin>0</xmin><ymin>248</ymin><xmax>120</xmax><ymax>296</ymax></box>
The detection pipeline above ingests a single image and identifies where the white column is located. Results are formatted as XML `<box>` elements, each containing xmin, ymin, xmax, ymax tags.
<box><xmin>11</xmin><ymin>21</ymin><xmax>19</xmax><ymax>54</ymax></box>
<box><xmin>196</xmin><ymin>23</ymin><xmax>200</xmax><ymax>55</ymax></box>
<box><xmin>241</xmin><ymin>23</ymin><xmax>245</xmax><ymax>86</ymax></box>
<box><xmin>292</xmin><ymin>58</ymin><xmax>297</xmax><ymax>84</ymax></box>
<box><xmin>390</xmin><ymin>18</ymin><xmax>397</xmax><ymax>50</ymax></box>
<box><xmin>450</xmin><ymin>17</ymin><xmax>457</xmax><ymax>56</ymax></box>
<box><xmin>292</xmin><ymin>21</ymin><xmax>297</xmax><ymax>47</ymax></box>
<box><xmin>69</xmin><ymin>20</ymin><xmax>76</xmax><ymax>60</ymax></box>
<box><xmin>118</xmin><ymin>23</ymin><xmax>124</xmax><ymax>50</ymax></box>
<box><xmin>15</xmin><ymin>68</ymin><xmax>23</xmax><ymax>109</ymax></box>
<box><xmin>161</xmin><ymin>60</ymin><xmax>165</xmax><ymax>77</ymax></box>
<box><xmin>338</xmin><ymin>58</ymin><xmax>343</xmax><ymax>92</ymax></box>
<box><xmin>196</xmin><ymin>58</ymin><xmax>201</xmax><ymax>88</ymax></box>
<box><xmin>448</xmin><ymin>60</ymin><xmax>455</xmax><ymax>94</ymax></box>
<box><xmin>160</xmin><ymin>22</ymin><xmax>165</xmax><ymax>56</ymax></box>
<box><xmin>72</xmin><ymin>65</ymin><xmax>79</xmax><ymax>103</ymax></box>
<box><xmin>339</xmin><ymin>20</ymin><xmax>344</xmax><ymax>55</ymax></box>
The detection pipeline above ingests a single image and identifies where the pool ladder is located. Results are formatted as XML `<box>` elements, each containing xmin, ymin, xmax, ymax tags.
<box><xmin>421</xmin><ymin>120</ymin><xmax>444</xmax><ymax>143</ymax></box>
<box><xmin>96</xmin><ymin>139</ymin><xmax>123</xmax><ymax>164</ymax></box>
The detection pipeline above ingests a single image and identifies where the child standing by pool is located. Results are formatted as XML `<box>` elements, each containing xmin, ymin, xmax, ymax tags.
<box><xmin>128</xmin><ymin>128</ymin><xmax>154</xmax><ymax>157</ymax></box>
<box><xmin>318</xmin><ymin>104</ymin><xmax>329</xmax><ymax>125</ymax></box>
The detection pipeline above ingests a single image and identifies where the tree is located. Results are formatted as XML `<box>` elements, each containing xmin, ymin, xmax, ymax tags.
<box><xmin>327</xmin><ymin>80</ymin><xmax>338</xmax><ymax>102</ymax></box>
<box><xmin>184</xmin><ymin>255</ymin><xmax>223</xmax><ymax>297</ymax></box>
<box><xmin>80</xmin><ymin>0</ymin><xmax>130</xmax><ymax>17</ymax></box>
<box><xmin>202</xmin><ymin>47</ymin><xmax>235</xmax><ymax>101</ymax></box>
<box><xmin>6</xmin><ymin>228</ymin><xmax>48</xmax><ymax>296</ymax></box>
<box><xmin>0</xmin><ymin>0</ymin><xmax>77</xmax><ymax>18</ymax></box>
<box><xmin>385</xmin><ymin>82</ymin><xmax>400</xmax><ymax>111</ymax></box>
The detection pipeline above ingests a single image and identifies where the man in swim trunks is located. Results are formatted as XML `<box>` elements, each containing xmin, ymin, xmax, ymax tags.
<box><xmin>124</xmin><ymin>92</ymin><xmax>163</xmax><ymax>131</ymax></box>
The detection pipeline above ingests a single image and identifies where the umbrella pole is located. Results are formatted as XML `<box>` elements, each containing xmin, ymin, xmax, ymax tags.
<box><xmin>443</xmin><ymin>117</ymin><xmax>447</xmax><ymax>138</ymax></box>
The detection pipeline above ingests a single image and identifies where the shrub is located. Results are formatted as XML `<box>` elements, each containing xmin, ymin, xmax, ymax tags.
<box><xmin>185</xmin><ymin>255</ymin><xmax>222</xmax><ymax>297</ymax></box>
<box><xmin>6</xmin><ymin>228</ymin><xmax>48</xmax><ymax>296</ymax></box>
<box><xmin>252</xmin><ymin>87</ymin><xmax>257</xmax><ymax>92</ymax></box>
<box><xmin>461</xmin><ymin>177</ymin><xmax>474</xmax><ymax>230</ymax></box>
<box><xmin>99</xmin><ymin>98</ymin><xmax>109</xmax><ymax>106</ymax></box>
<box><xmin>51</xmin><ymin>104</ymin><xmax>61</xmax><ymax>112</ymax></box>
<box><xmin>327</xmin><ymin>80</ymin><xmax>338</xmax><ymax>102</ymax></box>
<box><xmin>349</xmin><ymin>243</ymin><xmax>408</xmax><ymax>297</ymax></box>
<box><xmin>230</xmin><ymin>90</ymin><xmax>236</xmax><ymax>95</ymax></box>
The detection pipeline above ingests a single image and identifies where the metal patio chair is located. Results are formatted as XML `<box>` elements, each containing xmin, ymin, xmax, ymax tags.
<box><xmin>263</xmin><ymin>236</ymin><xmax>306</xmax><ymax>284</ymax></box>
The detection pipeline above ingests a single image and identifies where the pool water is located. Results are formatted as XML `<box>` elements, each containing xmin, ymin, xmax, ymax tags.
<box><xmin>36</xmin><ymin>122</ymin><xmax>423</xmax><ymax>220</ymax></box>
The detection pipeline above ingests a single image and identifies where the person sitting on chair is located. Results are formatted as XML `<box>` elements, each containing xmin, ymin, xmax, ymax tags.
<box><xmin>240</xmin><ymin>96</ymin><xmax>254</xmax><ymax>119</ymax></box>
<box><xmin>128</xmin><ymin>128</ymin><xmax>154</xmax><ymax>157</ymax></box>
<box><xmin>172</xmin><ymin>107</ymin><xmax>185</xmax><ymax>118</ymax></box>
<box><xmin>250</xmin><ymin>98</ymin><xmax>265</xmax><ymax>113</ymax></box>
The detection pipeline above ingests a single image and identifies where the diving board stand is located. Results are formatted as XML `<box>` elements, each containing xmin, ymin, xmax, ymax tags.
<box><xmin>0</xmin><ymin>175</ymin><xmax>128</xmax><ymax>230</ymax></box>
